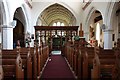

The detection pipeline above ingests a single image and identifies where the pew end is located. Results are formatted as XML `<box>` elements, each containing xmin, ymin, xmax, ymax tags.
<box><xmin>0</xmin><ymin>65</ymin><xmax>3</xmax><ymax>80</ymax></box>
<box><xmin>91</xmin><ymin>53</ymin><xmax>100</xmax><ymax>79</ymax></box>
<box><xmin>16</xmin><ymin>54</ymin><xmax>24</xmax><ymax>79</ymax></box>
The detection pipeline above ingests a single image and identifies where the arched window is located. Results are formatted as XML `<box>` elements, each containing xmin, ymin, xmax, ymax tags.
<box><xmin>52</xmin><ymin>22</ymin><xmax>65</xmax><ymax>26</ymax></box>
<box><xmin>61</xmin><ymin>23</ymin><xmax>64</xmax><ymax>26</ymax></box>
<box><xmin>53</xmin><ymin>23</ymin><xmax>57</xmax><ymax>26</ymax></box>
<box><xmin>57</xmin><ymin>22</ymin><xmax>61</xmax><ymax>26</ymax></box>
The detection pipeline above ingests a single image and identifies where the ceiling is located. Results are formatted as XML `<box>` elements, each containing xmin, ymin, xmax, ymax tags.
<box><xmin>37</xmin><ymin>3</ymin><xmax>76</xmax><ymax>26</ymax></box>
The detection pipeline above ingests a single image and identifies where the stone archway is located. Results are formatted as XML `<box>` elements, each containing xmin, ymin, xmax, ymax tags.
<box><xmin>13</xmin><ymin>7</ymin><xmax>26</xmax><ymax>48</ymax></box>
<box><xmin>36</xmin><ymin>3</ymin><xmax>76</xmax><ymax>26</ymax></box>
<box><xmin>109</xmin><ymin>2</ymin><xmax>120</xmax><ymax>42</ymax></box>
<box><xmin>86</xmin><ymin>10</ymin><xmax>103</xmax><ymax>47</ymax></box>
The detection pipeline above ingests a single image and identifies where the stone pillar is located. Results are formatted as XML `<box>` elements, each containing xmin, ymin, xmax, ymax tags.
<box><xmin>2</xmin><ymin>25</ymin><xmax>14</xmax><ymax>50</ymax></box>
<box><xmin>103</xmin><ymin>30</ymin><xmax>113</xmax><ymax>49</ymax></box>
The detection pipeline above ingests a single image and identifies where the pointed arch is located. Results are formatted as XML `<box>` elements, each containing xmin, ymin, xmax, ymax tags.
<box><xmin>37</xmin><ymin>3</ymin><xmax>76</xmax><ymax>26</ymax></box>
<box><xmin>33</xmin><ymin>2</ymin><xmax>77</xmax><ymax>26</ymax></box>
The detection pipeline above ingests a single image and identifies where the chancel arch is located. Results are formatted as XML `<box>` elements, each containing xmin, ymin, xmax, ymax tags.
<box><xmin>36</xmin><ymin>3</ymin><xmax>76</xmax><ymax>26</ymax></box>
<box><xmin>35</xmin><ymin>3</ymin><xmax>77</xmax><ymax>51</ymax></box>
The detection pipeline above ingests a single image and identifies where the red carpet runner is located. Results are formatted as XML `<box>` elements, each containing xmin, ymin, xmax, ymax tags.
<box><xmin>40</xmin><ymin>55</ymin><xmax>76</xmax><ymax>79</ymax></box>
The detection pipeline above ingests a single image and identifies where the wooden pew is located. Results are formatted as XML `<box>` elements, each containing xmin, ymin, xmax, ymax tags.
<box><xmin>0</xmin><ymin>65</ymin><xmax>3</xmax><ymax>80</ymax></box>
<box><xmin>77</xmin><ymin>49</ymin><xmax>83</xmax><ymax>79</ymax></box>
<box><xmin>16</xmin><ymin>54</ymin><xmax>24</xmax><ymax>79</ymax></box>
<box><xmin>20</xmin><ymin>47</ymin><xmax>49</xmax><ymax>79</ymax></box>
<box><xmin>114</xmin><ymin>39</ymin><xmax>120</xmax><ymax>79</ymax></box>
<box><xmin>75</xmin><ymin>39</ymin><xmax>115</xmax><ymax>79</ymax></box>
<box><xmin>91</xmin><ymin>53</ymin><xmax>100</xmax><ymax>79</ymax></box>
<box><xmin>65</xmin><ymin>41</ymin><xmax>82</xmax><ymax>77</ymax></box>
<box><xmin>96</xmin><ymin>48</ymin><xmax>116</xmax><ymax>80</ymax></box>
<box><xmin>2</xmin><ymin>50</ymin><xmax>27</xmax><ymax>73</ymax></box>
<box><xmin>91</xmin><ymin>53</ymin><xmax>116</xmax><ymax>79</ymax></box>
<box><xmin>65</xmin><ymin>42</ymin><xmax>75</xmax><ymax>71</ymax></box>
<box><xmin>2</xmin><ymin>45</ymin><xmax>49</xmax><ymax>80</ymax></box>
<box><xmin>78</xmin><ymin>47</ymin><xmax>90</xmax><ymax>79</ymax></box>
<box><xmin>26</xmin><ymin>50</ymin><xmax>32</xmax><ymax>79</ymax></box>
<box><xmin>32</xmin><ymin>45</ymin><xmax>49</xmax><ymax>79</ymax></box>
<box><xmin>29</xmin><ymin>47</ymin><xmax>36</xmax><ymax>79</ymax></box>
<box><xmin>82</xmin><ymin>50</ymin><xmax>88</xmax><ymax>79</ymax></box>
<box><xmin>83</xmin><ymin>46</ymin><xmax>116</xmax><ymax>78</ymax></box>
<box><xmin>32</xmin><ymin>47</ymin><xmax>38</xmax><ymax>79</ymax></box>
<box><xmin>2</xmin><ymin>54</ymin><xmax>24</xmax><ymax>79</ymax></box>
<box><xmin>90</xmin><ymin>41</ymin><xmax>116</xmax><ymax>79</ymax></box>
<box><xmin>64</xmin><ymin>40</ymin><xmax>90</xmax><ymax>79</ymax></box>
<box><xmin>18</xmin><ymin>48</ymin><xmax>32</xmax><ymax>79</ymax></box>
<box><xmin>75</xmin><ymin>39</ymin><xmax>88</xmax><ymax>78</ymax></box>
<box><xmin>65</xmin><ymin>39</ymin><xmax>118</xmax><ymax>80</ymax></box>
<box><xmin>71</xmin><ymin>46</ymin><xmax>74</xmax><ymax>70</ymax></box>
<box><xmin>74</xmin><ymin>47</ymin><xmax>80</xmax><ymax>76</ymax></box>
<box><xmin>35</xmin><ymin>46</ymin><xmax>42</xmax><ymax>79</ymax></box>
<box><xmin>2</xmin><ymin>48</ymin><xmax>32</xmax><ymax>79</ymax></box>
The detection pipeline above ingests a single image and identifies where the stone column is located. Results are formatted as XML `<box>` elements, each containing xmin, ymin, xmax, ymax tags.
<box><xmin>103</xmin><ymin>30</ymin><xmax>113</xmax><ymax>49</ymax></box>
<box><xmin>2</xmin><ymin>25</ymin><xmax>14</xmax><ymax>50</ymax></box>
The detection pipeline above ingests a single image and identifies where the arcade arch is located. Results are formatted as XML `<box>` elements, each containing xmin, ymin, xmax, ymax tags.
<box><xmin>13</xmin><ymin>7</ymin><xmax>27</xmax><ymax>48</ymax></box>
<box><xmin>110</xmin><ymin>2</ymin><xmax>120</xmax><ymax>43</ymax></box>
<box><xmin>87</xmin><ymin>10</ymin><xmax>103</xmax><ymax>47</ymax></box>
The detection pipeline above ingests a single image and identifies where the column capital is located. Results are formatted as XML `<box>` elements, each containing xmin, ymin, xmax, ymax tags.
<box><xmin>1</xmin><ymin>25</ymin><xmax>14</xmax><ymax>28</ymax></box>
